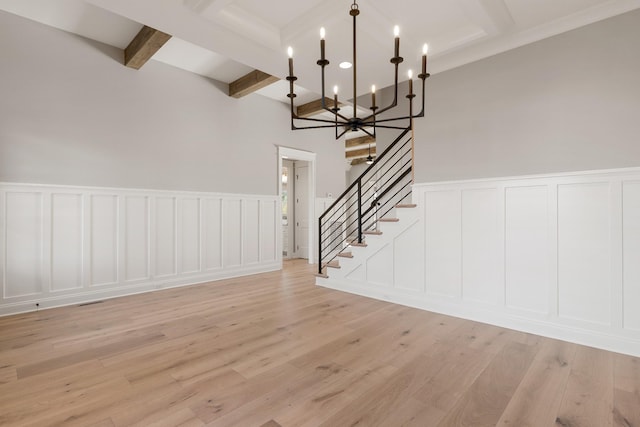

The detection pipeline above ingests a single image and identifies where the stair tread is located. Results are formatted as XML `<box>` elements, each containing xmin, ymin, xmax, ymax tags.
<box><xmin>396</xmin><ymin>203</ymin><xmax>417</xmax><ymax>208</ymax></box>
<box><xmin>350</xmin><ymin>242</ymin><xmax>368</xmax><ymax>247</ymax></box>
<box><xmin>323</xmin><ymin>261</ymin><xmax>341</xmax><ymax>269</ymax></box>
<box><xmin>378</xmin><ymin>218</ymin><xmax>400</xmax><ymax>222</ymax></box>
<box><xmin>363</xmin><ymin>230</ymin><xmax>382</xmax><ymax>235</ymax></box>
<box><xmin>315</xmin><ymin>273</ymin><xmax>329</xmax><ymax>279</ymax></box>
<box><xmin>337</xmin><ymin>252</ymin><xmax>353</xmax><ymax>258</ymax></box>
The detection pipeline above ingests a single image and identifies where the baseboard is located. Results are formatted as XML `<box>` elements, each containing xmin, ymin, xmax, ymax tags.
<box><xmin>316</xmin><ymin>277</ymin><xmax>640</xmax><ymax>358</ymax></box>
<box><xmin>1</xmin><ymin>262</ymin><xmax>281</xmax><ymax>317</ymax></box>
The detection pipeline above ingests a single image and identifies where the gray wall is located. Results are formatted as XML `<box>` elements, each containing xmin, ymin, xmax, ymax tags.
<box><xmin>413</xmin><ymin>9</ymin><xmax>640</xmax><ymax>183</ymax></box>
<box><xmin>0</xmin><ymin>11</ymin><xmax>345</xmax><ymax>197</ymax></box>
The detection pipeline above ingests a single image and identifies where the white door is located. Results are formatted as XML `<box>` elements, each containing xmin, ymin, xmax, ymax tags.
<box><xmin>294</xmin><ymin>162</ymin><xmax>309</xmax><ymax>259</ymax></box>
<box><xmin>282</xmin><ymin>160</ymin><xmax>295</xmax><ymax>259</ymax></box>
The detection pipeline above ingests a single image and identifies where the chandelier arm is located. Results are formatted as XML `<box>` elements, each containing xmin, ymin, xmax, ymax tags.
<box><xmin>361</xmin><ymin>62</ymin><xmax>401</xmax><ymax>123</ymax></box>
<box><xmin>364</xmin><ymin>114</ymin><xmax>415</xmax><ymax>124</ymax></box>
<box><xmin>336</xmin><ymin>126</ymin><xmax>350</xmax><ymax>139</ymax></box>
<box><xmin>319</xmin><ymin>62</ymin><xmax>351</xmax><ymax>122</ymax></box>
<box><xmin>415</xmin><ymin>76</ymin><xmax>427</xmax><ymax>117</ymax></box>
<box><xmin>359</xmin><ymin>124</ymin><xmax>411</xmax><ymax>130</ymax></box>
<box><xmin>359</xmin><ymin>127</ymin><xmax>375</xmax><ymax>138</ymax></box>
<box><xmin>294</xmin><ymin>116</ymin><xmax>351</xmax><ymax>125</ymax></box>
<box><xmin>292</xmin><ymin>123</ymin><xmax>352</xmax><ymax>130</ymax></box>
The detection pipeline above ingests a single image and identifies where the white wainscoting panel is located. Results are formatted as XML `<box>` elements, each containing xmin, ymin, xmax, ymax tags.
<box><xmin>51</xmin><ymin>193</ymin><xmax>83</xmax><ymax>292</ymax></box>
<box><xmin>461</xmin><ymin>188</ymin><xmax>501</xmax><ymax>305</ymax></box>
<box><xmin>424</xmin><ymin>190</ymin><xmax>461</xmax><ymax>298</ymax></box>
<box><xmin>317</xmin><ymin>167</ymin><xmax>640</xmax><ymax>357</ymax></box>
<box><xmin>90</xmin><ymin>194</ymin><xmax>118</xmax><ymax>286</ymax></box>
<box><xmin>125</xmin><ymin>196</ymin><xmax>149</xmax><ymax>282</ymax></box>
<box><xmin>0</xmin><ymin>183</ymin><xmax>281</xmax><ymax>316</ymax></box>
<box><xmin>557</xmin><ymin>183</ymin><xmax>611</xmax><ymax>325</ymax></box>
<box><xmin>4</xmin><ymin>192</ymin><xmax>43</xmax><ymax>298</ymax></box>
<box><xmin>155</xmin><ymin>197</ymin><xmax>177</xmax><ymax>278</ymax></box>
<box><xmin>505</xmin><ymin>186</ymin><xmax>549</xmax><ymax>314</ymax></box>
<box><xmin>260</xmin><ymin>200</ymin><xmax>277</xmax><ymax>263</ymax></box>
<box><xmin>180</xmin><ymin>198</ymin><xmax>201</xmax><ymax>274</ymax></box>
<box><xmin>204</xmin><ymin>198</ymin><xmax>222</xmax><ymax>271</ymax></box>
<box><xmin>223</xmin><ymin>199</ymin><xmax>242</xmax><ymax>268</ymax></box>
<box><xmin>623</xmin><ymin>181</ymin><xmax>640</xmax><ymax>331</ymax></box>
<box><xmin>243</xmin><ymin>199</ymin><xmax>260</xmax><ymax>265</ymax></box>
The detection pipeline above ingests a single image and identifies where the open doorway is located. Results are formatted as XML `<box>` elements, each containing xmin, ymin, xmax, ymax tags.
<box><xmin>282</xmin><ymin>160</ymin><xmax>310</xmax><ymax>259</ymax></box>
<box><xmin>278</xmin><ymin>147</ymin><xmax>316</xmax><ymax>264</ymax></box>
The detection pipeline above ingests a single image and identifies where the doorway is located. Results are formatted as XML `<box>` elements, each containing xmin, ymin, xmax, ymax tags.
<box><xmin>278</xmin><ymin>147</ymin><xmax>316</xmax><ymax>264</ymax></box>
<box><xmin>281</xmin><ymin>160</ymin><xmax>310</xmax><ymax>259</ymax></box>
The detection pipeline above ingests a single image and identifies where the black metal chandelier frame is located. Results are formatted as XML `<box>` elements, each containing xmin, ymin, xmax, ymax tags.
<box><xmin>286</xmin><ymin>0</ymin><xmax>430</xmax><ymax>140</ymax></box>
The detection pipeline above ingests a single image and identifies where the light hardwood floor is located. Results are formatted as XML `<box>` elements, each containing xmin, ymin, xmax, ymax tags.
<box><xmin>0</xmin><ymin>259</ymin><xmax>639</xmax><ymax>426</ymax></box>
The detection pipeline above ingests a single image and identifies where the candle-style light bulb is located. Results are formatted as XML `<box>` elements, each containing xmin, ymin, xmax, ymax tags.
<box><xmin>319</xmin><ymin>27</ymin><xmax>326</xmax><ymax>61</ymax></box>
<box><xmin>333</xmin><ymin>85</ymin><xmax>339</xmax><ymax>110</ymax></box>
<box><xmin>371</xmin><ymin>85</ymin><xmax>376</xmax><ymax>108</ymax></box>
<box><xmin>408</xmin><ymin>69</ymin><xmax>413</xmax><ymax>79</ymax></box>
<box><xmin>393</xmin><ymin>25</ymin><xmax>400</xmax><ymax>58</ymax></box>
<box><xmin>421</xmin><ymin>43</ymin><xmax>428</xmax><ymax>75</ymax></box>
<box><xmin>333</xmin><ymin>85</ymin><xmax>338</xmax><ymax>95</ymax></box>
<box><xmin>408</xmin><ymin>69</ymin><xmax>413</xmax><ymax>96</ymax></box>
<box><xmin>287</xmin><ymin>46</ymin><xmax>294</xmax><ymax>76</ymax></box>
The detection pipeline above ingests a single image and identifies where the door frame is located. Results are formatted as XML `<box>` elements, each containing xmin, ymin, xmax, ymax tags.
<box><xmin>278</xmin><ymin>146</ymin><xmax>316</xmax><ymax>264</ymax></box>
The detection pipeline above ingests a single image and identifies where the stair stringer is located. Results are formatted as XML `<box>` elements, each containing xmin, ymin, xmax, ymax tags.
<box><xmin>316</xmin><ymin>206</ymin><xmax>423</xmax><ymax>290</ymax></box>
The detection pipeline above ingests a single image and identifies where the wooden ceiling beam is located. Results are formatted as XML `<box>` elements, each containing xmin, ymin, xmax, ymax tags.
<box><xmin>345</xmin><ymin>135</ymin><xmax>375</xmax><ymax>148</ymax></box>
<box><xmin>346</xmin><ymin>146</ymin><xmax>376</xmax><ymax>159</ymax></box>
<box><xmin>296</xmin><ymin>97</ymin><xmax>341</xmax><ymax>118</ymax></box>
<box><xmin>124</xmin><ymin>25</ymin><xmax>172</xmax><ymax>70</ymax></box>
<box><xmin>229</xmin><ymin>70</ymin><xmax>279</xmax><ymax>98</ymax></box>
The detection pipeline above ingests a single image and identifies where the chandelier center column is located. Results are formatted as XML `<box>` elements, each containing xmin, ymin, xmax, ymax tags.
<box><xmin>351</xmin><ymin>4</ymin><xmax>359</xmax><ymax>122</ymax></box>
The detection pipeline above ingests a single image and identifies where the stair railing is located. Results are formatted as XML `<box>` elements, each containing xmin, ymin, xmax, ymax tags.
<box><xmin>318</xmin><ymin>126</ymin><xmax>413</xmax><ymax>274</ymax></box>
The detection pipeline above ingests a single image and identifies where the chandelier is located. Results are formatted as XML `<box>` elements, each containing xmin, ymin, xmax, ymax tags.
<box><xmin>286</xmin><ymin>0</ymin><xmax>430</xmax><ymax>140</ymax></box>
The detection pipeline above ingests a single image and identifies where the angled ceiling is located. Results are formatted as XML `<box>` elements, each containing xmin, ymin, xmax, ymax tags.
<box><xmin>1</xmin><ymin>0</ymin><xmax>639</xmax><ymax>104</ymax></box>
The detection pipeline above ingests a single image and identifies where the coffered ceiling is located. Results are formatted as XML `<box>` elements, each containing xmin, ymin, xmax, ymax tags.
<box><xmin>1</xmin><ymin>0</ymin><xmax>639</xmax><ymax>104</ymax></box>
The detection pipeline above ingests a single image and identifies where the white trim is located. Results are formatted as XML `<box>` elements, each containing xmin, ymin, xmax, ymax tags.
<box><xmin>277</xmin><ymin>146</ymin><xmax>317</xmax><ymax>264</ymax></box>
<box><xmin>413</xmin><ymin>166</ymin><xmax>640</xmax><ymax>189</ymax></box>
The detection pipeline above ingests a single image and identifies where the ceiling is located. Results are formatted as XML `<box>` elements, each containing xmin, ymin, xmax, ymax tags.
<box><xmin>1</xmin><ymin>0</ymin><xmax>639</xmax><ymax>106</ymax></box>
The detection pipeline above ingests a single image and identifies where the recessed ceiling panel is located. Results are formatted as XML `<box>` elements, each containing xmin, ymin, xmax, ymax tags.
<box><xmin>504</xmin><ymin>0</ymin><xmax>607</xmax><ymax>29</ymax></box>
<box><xmin>234</xmin><ymin>0</ymin><xmax>325</xmax><ymax>29</ymax></box>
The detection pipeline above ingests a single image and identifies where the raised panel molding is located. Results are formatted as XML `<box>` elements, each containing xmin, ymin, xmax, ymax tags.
<box><xmin>4</xmin><ymin>192</ymin><xmax>43</xmax><ymax>298</ymax></box>
<box><xmin>155</xmin><ymin>197</ymin><xmax>177</xmax><ymax>278</ymax></box>
<box><xmin>0</xmin><ymin>183</ymin><xmax>281</xmax><ymax>316</ymax></box>
<box><xmin>623</xmin><ymin>181</ymin><xmax>640</xmax><ymax>331</ymax></box>
<box><xmin>505</xmin><ymin>186</ymin><xmax>549</xmax><ymax>314</ymax></box>
<box><xmin>91</xmin><ymin>195</ymin><xmax>119</xmax><ymax>286</ymax></box>
<box><xmin>557</xmin><ymin>182</ymin><xmax>611</xmax><ymax>325</ymax></box>
<box><xmin>462</xmin><ymin>188</ymin><xmax>500</xmax><ymax>305</ymax></box>
<box><xmin>125</xmin><ymin>196</ymin><xmax>150</xmax><ymax>282</ymax></box>
<box><xmin>51</xmin><ymin>193</ymin><xmax>83</xmax><ymax>292</ymax></box>
<box><xmin>318</xmin><ymin>167</ymin><xmax>640</xmax><ymax>357</ymax></box>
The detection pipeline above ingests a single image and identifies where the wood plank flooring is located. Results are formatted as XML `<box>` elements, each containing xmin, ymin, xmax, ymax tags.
<box><xmin>0</xmin><ymin>259</ymin><xmax>639</xmax><ymax>426</ymax></box>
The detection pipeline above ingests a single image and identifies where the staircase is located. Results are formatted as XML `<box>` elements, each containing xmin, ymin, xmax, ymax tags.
<box><xmin>317</xmin><ymin>126</ymin><xmax>415</xmax><ymax>278</ymax></box>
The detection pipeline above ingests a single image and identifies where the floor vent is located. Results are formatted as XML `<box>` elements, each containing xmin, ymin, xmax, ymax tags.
<box><xmin>78</xmin><ymin>300</ymin><xmax>104</xmax><ymax>307</ymax></box>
